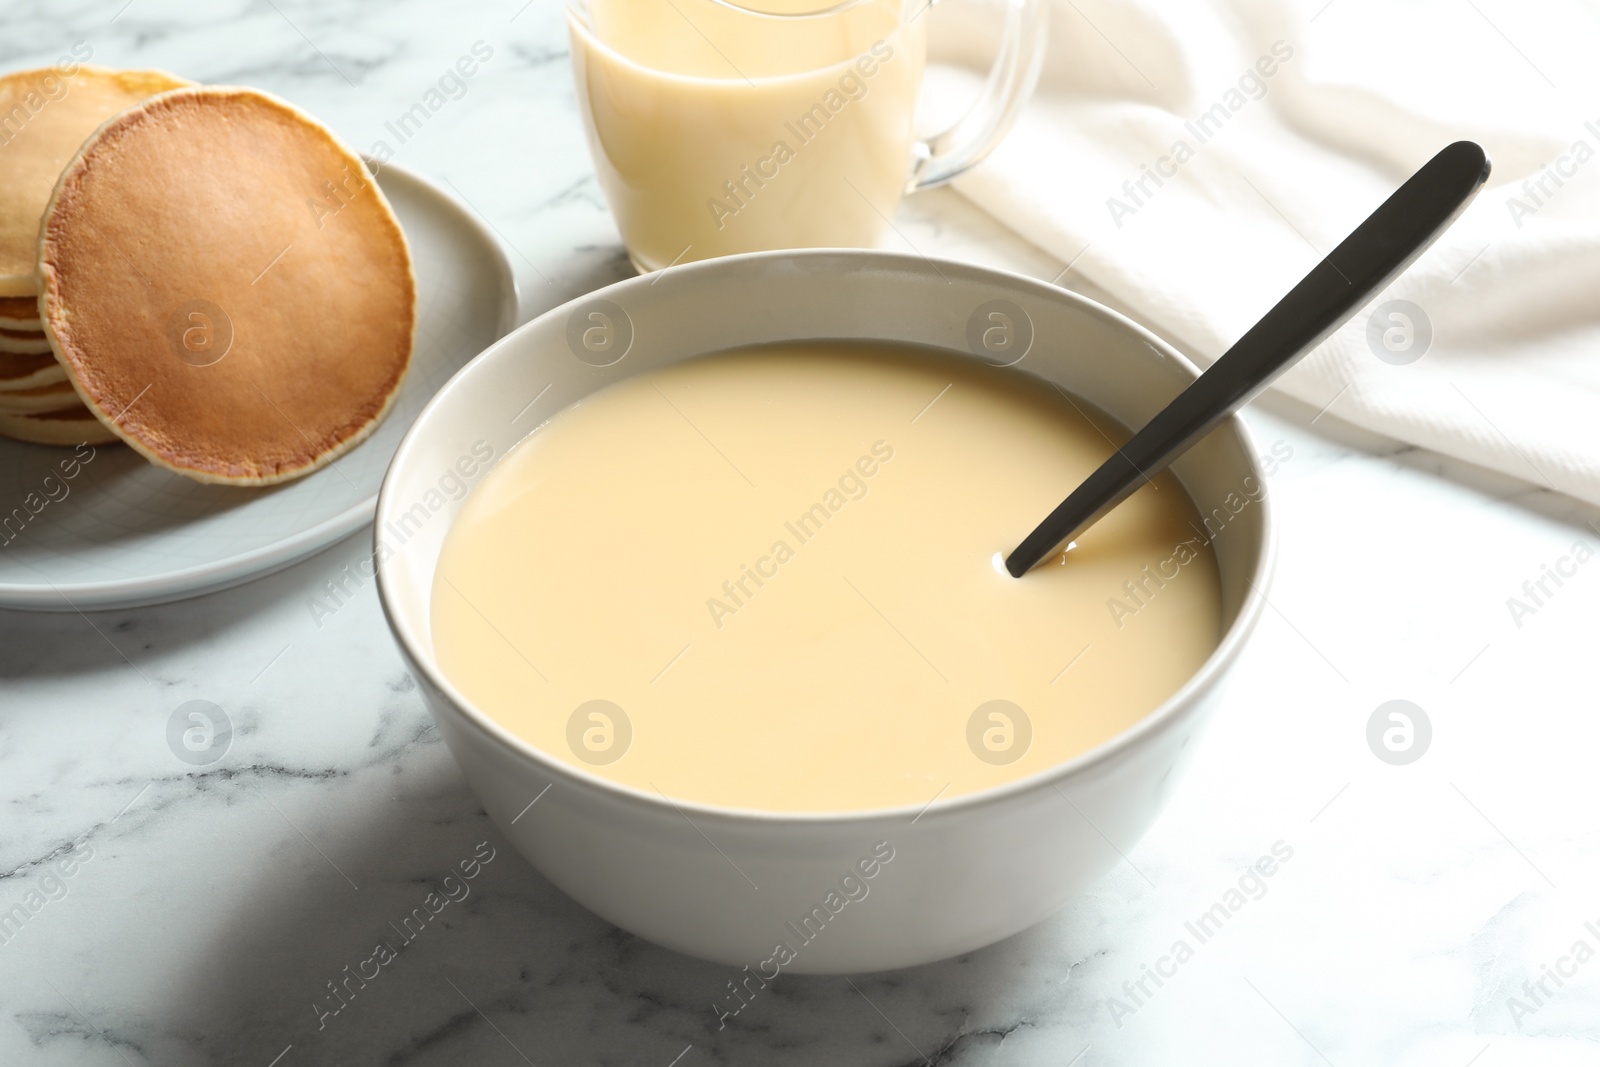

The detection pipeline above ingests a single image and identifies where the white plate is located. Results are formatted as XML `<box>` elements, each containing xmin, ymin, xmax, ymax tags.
<box><xmin>0</xmin><ymin>161</ymin><xmax>518</xmax><ymax>612</ymax></box>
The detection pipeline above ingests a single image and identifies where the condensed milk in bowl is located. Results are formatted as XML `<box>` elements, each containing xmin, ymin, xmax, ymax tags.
<box><xmin>375</xmin><ymin>250</ymin><xmax>1274</xmax><ymax>972</ymax></box>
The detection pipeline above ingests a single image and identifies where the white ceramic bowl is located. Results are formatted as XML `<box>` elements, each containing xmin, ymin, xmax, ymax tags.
<box><xmin>376</xmin><ymin>250</ymin><xmax>1274</xmax><ymax>974</ymax></box>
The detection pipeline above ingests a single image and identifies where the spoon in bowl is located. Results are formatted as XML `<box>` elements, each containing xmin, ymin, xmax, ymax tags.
<box><xmin>1004</xmin><ymin>140</ymin><xmax>1491</xmax><ymax>577</ymax></box>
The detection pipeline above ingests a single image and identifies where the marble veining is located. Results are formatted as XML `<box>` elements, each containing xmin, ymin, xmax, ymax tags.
<box><xmin>3</xmin><ymin>1</ymin><xmax>1600</xmax><ymax>1065</ymax></box>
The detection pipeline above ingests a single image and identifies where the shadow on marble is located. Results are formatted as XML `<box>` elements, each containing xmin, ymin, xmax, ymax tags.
<box><xmin>0</xmin><ymin>545</ymin><xmax>330</xmax><ymax>685</ymax></box>
<box><xmin>153</xmin><ymin>751</ymin><xmax>1084</xmax><ymax>1067</ymax></box>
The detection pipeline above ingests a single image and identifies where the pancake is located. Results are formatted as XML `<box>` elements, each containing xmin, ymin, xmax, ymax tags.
<box><xmin>0</xmin><ymin>379</ymin><xmax>78</xmax><ymax>415</ymax></box>
<box><xmin>0</xmin><ymin>326</ymin><xmax>52</xmax><ymax>354</ymax></box>
<box><xmin>38</xmin><ymin>86</ymin><xmax>416</xmax><ymax>486</ymax></box>
<box><xmin>0</xmin><ymin>405</ymin><xmax>118</xmax><ymax>446</ymax></box>
<box><xmin>0</xmin><ymin>296</ymin><xmax>42</xmax><ymax>329</ymax></box>
<box><xmin>0</xmin><ymin>66</ymin><xmax>191</xmax><ymax>297</ymax></box>
<box><xmin>0</xmin><ymin>351</ymin><xmax>66</xmax><ymax>392</ymax></box>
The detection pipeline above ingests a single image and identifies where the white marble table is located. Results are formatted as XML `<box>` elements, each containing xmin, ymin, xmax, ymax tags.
<box><xmin>4</xmin><ymin>2</ymin><xmax>1599</xmax><ymax>1065</ymax></box>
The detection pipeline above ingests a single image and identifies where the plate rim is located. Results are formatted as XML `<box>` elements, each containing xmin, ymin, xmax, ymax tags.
<box><xmin>0</xmin><ymin>158</ymin><xmax>521</xmax><ymax>613</ymax></box>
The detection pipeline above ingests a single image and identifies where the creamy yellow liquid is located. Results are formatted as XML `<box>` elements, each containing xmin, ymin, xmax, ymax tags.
<box><xmin>432</xmin><ymin>344</ymin><xmax>1221</xmax><ymax>812</ymax></box>
<box><xmin>570</xmin><ymin>0</ymin><xmax>925</xmax><ymax>269</ymax></box>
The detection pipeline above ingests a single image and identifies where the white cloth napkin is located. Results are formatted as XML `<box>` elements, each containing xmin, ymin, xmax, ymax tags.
<box><xmin>926</xmin><ymin>0</ymin><xmax>1600</xmax><ymax>506</ymax></box>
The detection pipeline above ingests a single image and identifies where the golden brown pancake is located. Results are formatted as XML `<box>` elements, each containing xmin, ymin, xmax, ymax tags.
<box><xmin>0</xmin><ymin>351</ymin><xmax>66</xmax><ymax>392</ymax></box>
<box><xmin>38</xmin><ymin>86</ymin><xmax>416</xmax><ymax>485</ymax></box>
<box><xmin>0</xmin><ymin>379</ymin><xmax>78</xmax><ymax>415</ymax></box>
<box><xmin>0</xmin><ymin>405</ymin><xmax>117</xmax><ymax>446</ymax></box>
<box><xmin>0</xmin><ymin>326</ymin><xmax>51</xmax><ymax>354</ymax></box>
<box><xmin>0</xmin><ymin>296</ymin><xmax>42</xmax><ymax>329</ymax></box>
<box><xmin>0</xmin><ymin>66</ymin><xmax>191</xmax><ymax>297</ymax></box>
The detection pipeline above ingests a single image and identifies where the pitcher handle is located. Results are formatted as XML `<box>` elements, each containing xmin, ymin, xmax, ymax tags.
<box><xmin>907</xmin><ymin>0</ymin><xmax>1049</xmax><ymax>191</ymax></box>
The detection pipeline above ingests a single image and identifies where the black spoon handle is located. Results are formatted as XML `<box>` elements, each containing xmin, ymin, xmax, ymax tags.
<box><xmin>1005</xmin><ymin>140</ymin><xmax>1491</xmax><ymax>578</ymax></box>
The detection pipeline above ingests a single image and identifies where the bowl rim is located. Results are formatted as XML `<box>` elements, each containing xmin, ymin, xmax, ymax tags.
<box><xmin>375</xmin><ymin>248</ymin><xmax>1277</xmax><ymax>826</ymax></box>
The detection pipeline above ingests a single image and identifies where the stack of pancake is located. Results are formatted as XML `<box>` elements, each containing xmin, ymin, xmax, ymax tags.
<box><xmin>0</xmin><ymin>293</ymin><xmax>102</xmax><ymax>445</ymax></box>
<box><xmin>0</xmin><ymin>68</ymin><xmax>189</xmax><ymax>444</ymax></box>
<box><xmin>0</xmin><ymin>64</ymin><xmax>415</xmax><ymax>484</ymax></box>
